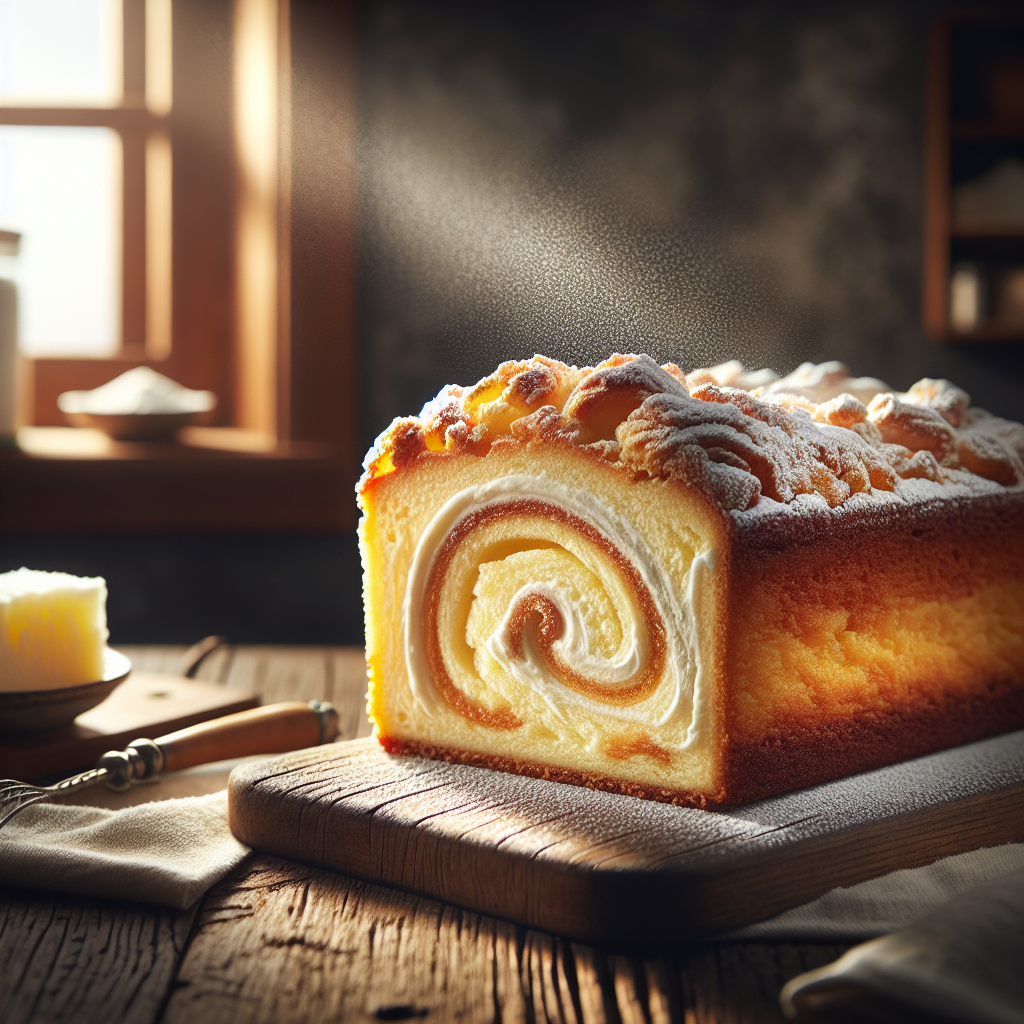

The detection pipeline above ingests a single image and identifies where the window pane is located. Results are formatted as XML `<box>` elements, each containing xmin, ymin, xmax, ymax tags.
<box><xmin>0</xmin><ymin>126</ymin><xmax>121</xmax><ymax>356</ymax></box>
<box><xmin>0</xmin><ymin>0</ymin><xmax>121</xmax><ymax>107</ymax></box>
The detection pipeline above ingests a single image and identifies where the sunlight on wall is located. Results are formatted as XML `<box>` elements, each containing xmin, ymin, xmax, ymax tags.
<box><xmin>234</xmin><ymin>0</ymin><xmax>282</xmax><ymax>437</ymax></box>
<box><xmin>145</xmin><ymin>0</ymin><xmax>172</xmax><ymax>117</ymax></box>
<box><xmin>145</xmin><ymin>130</ymin><xmax>172</xmax><ymax>360</ymax></box>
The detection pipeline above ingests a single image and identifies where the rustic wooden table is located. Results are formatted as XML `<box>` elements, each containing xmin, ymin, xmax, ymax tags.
<box><xmin>0</xmin><ymin>646</ymin><xmax>851</xmax><ymax>1024</ymax></box>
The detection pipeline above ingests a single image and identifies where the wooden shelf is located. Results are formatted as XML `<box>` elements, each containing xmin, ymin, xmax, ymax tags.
<box><xmin>944</xmin><ymin>324</ymin><xmax>1024</xmax><ymax>342</ymax></box>
<box><xmin>14</xmin><ymin>426</ymin><xmax>328</xmax><ymax>460</ymax></box>
<box><xmin>923</xmin><ymin>11</ymin><xmax>1024</xmax><ymax>343</ymax></box>
<box><xmin>950</xmin><ymin>225</ymin><xmax>1024</xmax><ymax>238</ymax></box>
<box><xmin>951</xmin><ymin>120</ymin><xmax>1024</xmax><ymax>140</ymax></box>
<box><xmin>0</xmin><ymin>428</ymin><xmax>357</xmax><ymax>533</ymax></box>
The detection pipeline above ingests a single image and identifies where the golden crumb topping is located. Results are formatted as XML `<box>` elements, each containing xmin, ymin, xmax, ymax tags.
<box><xmin>359</xmin><ymin>354</ymin><xmax>1024</xmax><ymax>512</ymax></box>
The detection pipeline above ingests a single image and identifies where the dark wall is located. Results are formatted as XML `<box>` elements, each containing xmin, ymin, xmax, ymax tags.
<box><xmin>357</xmin><ymin>0</ymin><xmax>1024</xmax><ymax>456</ymax></box>
<box><xmin>0</xmin><ymin>534</ymin><xmax>364</xmax><ymax>645</ymax></box>
<box><xmin>8</xmin><ymin>0</ymin><xmax>1022</xmax><ymax>645</ymax></box>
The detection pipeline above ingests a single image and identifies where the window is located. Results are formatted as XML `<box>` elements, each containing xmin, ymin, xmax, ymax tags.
<box><xmin>0</xmin><ymin>0</ymin><xmax>171</xmax><ymax>365</ymax></box>
<box><xmin>0</xmin><ymin>0</ymin><xmax>285</xmax><ymax>435</ymax></box>
<box><xmin>0</xmin><ymin>124</ymin><xmax>123</xmax><ymax>356</ymax></box>
<box><xmin>0</xmin><ymin>1</ymin><xmax>359</xmax><ymax>533</ymax></box>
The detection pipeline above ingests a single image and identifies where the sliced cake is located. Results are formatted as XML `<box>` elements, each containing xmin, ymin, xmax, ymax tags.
<box><xmin>358</xmin><ymin>355</ymin><xmax>1024</xmax><ymax>806</ymax></box>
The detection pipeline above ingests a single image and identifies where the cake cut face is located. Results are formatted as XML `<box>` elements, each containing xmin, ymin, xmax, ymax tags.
<box><xmin>358</xmin><ymin>354</ymin><xmax>1024</xmax><ymax>806</ymax></box>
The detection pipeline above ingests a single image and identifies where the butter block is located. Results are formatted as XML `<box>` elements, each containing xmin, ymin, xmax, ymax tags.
<box><xmin>0</xmin><ymin>569</ymin><xmax>109</xmax><ymax>691</ymax></box>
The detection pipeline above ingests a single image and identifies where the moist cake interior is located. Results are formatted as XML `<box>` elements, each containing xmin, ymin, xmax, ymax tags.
<box><xmin>362</xmin><ymin>442</ymin><xmax>730</xmax><ymax>800</ymax></box>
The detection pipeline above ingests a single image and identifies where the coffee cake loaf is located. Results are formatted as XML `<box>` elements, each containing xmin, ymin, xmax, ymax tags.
<box><xmin>357</xmin><ymin>355</ymin><xmax>1024</xmax><ymax>806</ymax></box>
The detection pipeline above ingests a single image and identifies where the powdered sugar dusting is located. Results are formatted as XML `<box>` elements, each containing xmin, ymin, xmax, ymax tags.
<box><xmin>359</xmin><ymin>354</ymin><xmax>1024</xmax><ymax>513</ymax></box>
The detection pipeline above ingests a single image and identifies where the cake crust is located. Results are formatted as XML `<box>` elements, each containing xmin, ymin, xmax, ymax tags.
<box><xmin>724</xmin><ymin>682</ymin><xmax>1023</xmax><ymax>805</ymax></box>
<box><xmin>378</xmin><ymin>736</ymin><xmax>726</xmax><ymax>809</ymax></box>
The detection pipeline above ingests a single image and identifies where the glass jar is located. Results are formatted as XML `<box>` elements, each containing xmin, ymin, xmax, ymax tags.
<box><xmin>0</xmin><ymin>229</ymin><xmax>21</xmax><ymax>442</ymax></box>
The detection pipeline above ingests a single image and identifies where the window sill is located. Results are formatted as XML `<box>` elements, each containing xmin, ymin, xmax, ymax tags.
<box><xmin>1</xmin><ymin>427</ymin><xmax>357</xmax><ymax>533</ymax></box>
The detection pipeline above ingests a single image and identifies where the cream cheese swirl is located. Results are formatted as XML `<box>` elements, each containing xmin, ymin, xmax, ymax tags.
<box><xmin>403</xmin><ymin>474</ymin><xmax>716</xmax><ymax>749</ymax></box>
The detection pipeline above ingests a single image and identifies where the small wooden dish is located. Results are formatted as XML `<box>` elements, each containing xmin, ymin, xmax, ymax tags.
<box><xmin>0</xmin><ymin>650</ymin><xmax>132</xmax><ymax>734</ymax></box>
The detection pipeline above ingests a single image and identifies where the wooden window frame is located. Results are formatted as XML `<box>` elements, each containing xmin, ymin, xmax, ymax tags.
<box><xmin>0</xmin><ymin>0</ymin><xmax>359</xmax><ymax>533</ymax></box>
<box><xmin>1</xmin><ymin>2</ymin><xmax>175</xmax><ymax>407</ymax></box>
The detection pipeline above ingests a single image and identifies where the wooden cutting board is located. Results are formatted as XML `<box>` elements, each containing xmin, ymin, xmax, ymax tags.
<box><xmin>229</xmin><ymin>730</ymin><xmax>1024</xmax><ymax>945</ymax></box>
<box><xmin>0</xmin><ymin>672</ymin><xmax>257</xmax><ymax>780</ymax></box>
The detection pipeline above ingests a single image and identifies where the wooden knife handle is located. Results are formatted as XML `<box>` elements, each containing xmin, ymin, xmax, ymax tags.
<box><xmin>154</xmin><ymin>701</ymin><xmax>334</xmax><ymax>774</ymax></box>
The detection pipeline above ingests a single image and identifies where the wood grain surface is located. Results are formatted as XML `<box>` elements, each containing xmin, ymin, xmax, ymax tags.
<box><xmin>230</xmin><ymin>731</ymin><xmax>1024</xmax><ymax>944</ymax></box>
<box><xmin>161</xmin><ymin>853</ymin><xmax>849</xmax><ymax>1024</ymax></box>
<box><xmin>0</xmin><ymin>644</ymin><xmax>899</xmax><ymax>1024</ymax></box>
<box><xmin>0</xmin><ymin>887</ymin><xmax>199</xmax><ymax>1024</ymax></box>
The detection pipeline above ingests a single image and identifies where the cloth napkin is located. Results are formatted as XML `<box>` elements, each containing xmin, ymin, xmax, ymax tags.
<box><xmin>780</xmin><ymin>866</ymin><xmax>1024</xmax><ymax>1024</ymax></box>
<box><xmin>726</xmin><ymin>841</ymin><xmax>1024</xmax><ymax>940</ymax></box>
<box><xmin>1</xmin><ymin>791</ymin><xmax>249</xmax><ymax>909</ymax></box>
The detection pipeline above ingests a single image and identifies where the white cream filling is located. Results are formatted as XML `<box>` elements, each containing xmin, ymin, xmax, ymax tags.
<box><xmin>403</xmin><ymin>474</ymin><xmax>716</xmax><ymax>749</ymax></box>
<box><xmin>485</xmin><ymin>578</ymin><xmax>648</xmax><ymax>723</ymax></box>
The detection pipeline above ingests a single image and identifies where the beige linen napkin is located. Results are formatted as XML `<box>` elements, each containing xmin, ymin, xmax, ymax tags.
<box><xmin>727</xmin><ymin>842</ymin><xmax>1024</xmax><ymax>940</ymax></box>
<box><xmin>0</xmin><ymin>791</ymin><xmax>249</xmax><ymax>909</ymax></box>
<box><xmin>780</xmin><ymin>866</ymin><xmax>1024</xmax><ymax>1024</ymax></box>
